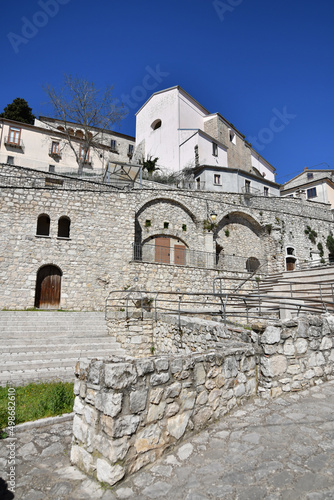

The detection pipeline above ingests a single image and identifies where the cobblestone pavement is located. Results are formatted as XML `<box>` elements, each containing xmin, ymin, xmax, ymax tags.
<box><xmin>1</xmin><ymin>381</ymin><xmax>334</xmax><ymax>500</ymax></box>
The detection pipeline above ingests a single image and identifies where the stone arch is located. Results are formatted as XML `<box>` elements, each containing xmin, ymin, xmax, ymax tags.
<box><xmin>34</xmin><ymin>264</ymin><xmax>62</xmax><ymax>309</ymax></box>
<box><xmin>215</xmin><ymin>211</ymin><xmax>266</xmax><ymax>272</ymax></box>
<box><xmin>135</xmin><ymin>198</ymin><xmax>197</xmax><ymax>254</ymax></box>
<box><xmin>138</xmin><ymin>234</ymin><xmax>188</xmax><ymax>266</ymax></box>
<box><xmin>136</xmin><ymin>198</ymin><xmax>197</xmax><ymax>223</ymax></box>
<box><xmin>216</xmin><ymin>211</ymin><xmax>262</xmax><ymax>236</ymax></box>
<box><xmin>75</xmin><ymin>130</ymin><xmax>84</xmax><ymax>139</ymax></box>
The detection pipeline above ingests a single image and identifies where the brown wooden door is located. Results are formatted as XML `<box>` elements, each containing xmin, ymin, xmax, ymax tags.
<box><xmin>155</xmin><ymin>237</ymin><xmax>170</xmax><ymax>263</ymax></box>
<box><xmin>174</xmin><ymin>245</ymin><xmax>186</xmax><ymax>265</ymax></box>
<box><xmin>286</xmin><ymin>258</ymin><xmax>295</xmax><ymax>271</ymax></box>
<box><xmin>35</xmin><ymin>265</ymin><xmax>62</xmax><ymax>308</ymax></box>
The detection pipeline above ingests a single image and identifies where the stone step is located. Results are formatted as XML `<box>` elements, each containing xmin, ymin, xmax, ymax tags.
<box><xmin>0</xmin><ymin>366</ymin><xmax>76</xmax><ymax>386</ymax></box>
<box><xmin>0</xmin><ymin>339</ymin><xmax>120</xmax><ymax>350</ymax></box>
<box><xmin>1</xmin><ymin>344</ymin><xmax>124</xmax><ymax>356</ymax></box>
<box><xmin>0</xmin><ymin>329</ymin><xmax>108</xmax><ymax>337</ymax></box>
<box><xmin>0</xmin><ymin>310</ymin><xmax>125</xmax><ymax>386</ymax></box>
<box><xmin>1</xmin><ymin>351</ymin><xmax>125</xmax><ymax>367</ymax></box>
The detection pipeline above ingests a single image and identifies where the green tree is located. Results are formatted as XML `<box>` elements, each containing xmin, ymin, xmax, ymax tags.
<box><xmin>0</xmin><ymin>98</ymin><xmax>35</xmax><ymax>124</ymax></box>
<box><xmin>141</xmin><ymin>155</ymin><xmax>159</xmax><ymax>174</ymax></box>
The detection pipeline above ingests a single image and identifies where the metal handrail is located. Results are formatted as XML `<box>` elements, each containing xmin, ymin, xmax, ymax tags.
<box><xmin>105</xmin><ymin>287</ymin><xmax>334</xmax><ymax>326</ymax></box>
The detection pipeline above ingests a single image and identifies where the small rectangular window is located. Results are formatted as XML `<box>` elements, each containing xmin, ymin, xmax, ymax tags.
<box><xmin>245</xmin><ymin>180</ymin><xmax>251</xmax><ymax>193</ymax></box>
<box><xmin>307</xmin><ymin>187</ymin><xmax>317</xmax><ymax>199</ymax></box>
<box><xmin>8</xmin><ymin>126</ymin><xmax>21</xmax><ymax>145</ymax></box>
<box><xmin>7</xmin><ymin>156</ymin><xmax>14</xmax><ymax>165</ymax></box>
<box><xmin>264</xmin><ymin>187</ymin><xmax>269</xmax><ymax>196</ymax></box>
<box><xmin>163</xmin><ymin>222</ymin><xmax>169</xmax><ymax>229</ymax></box>
<box><xmin>214</xmin><ymin>174</ymin><xmax>221</xmax><ymax>185</ymax></box>
<box><xmin>212</xmin><ymin>142</ymin><xmax>218</xmax><ymax>156</ymax></box>
<box><xmin>110</xmin><ymin>139</ymin><xmax>117</xmax><ymax>151</ymax></box>
<box><xmin>307</xmin><ymin>172</ymin><xmax>314</xmax><ymax>180</ymax></box>
<box><xmin>51</xmin><ymin>141</ymin><xmax>59</xmax><ymax>154</ymax></box>
<box><xmin>49</xmin><ymin>165</ymin><xmax>55</xmax><ymax>173</ymax></box>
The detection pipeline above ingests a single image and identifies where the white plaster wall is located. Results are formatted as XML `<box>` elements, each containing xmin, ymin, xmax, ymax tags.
<box><xmin>0</xmin><ymin>121</ymin><xmax>134</xmax><ymax>175</ymax></box>
<box><xmin>251</xmin><ymin>152</ymin><xmax>275</xmax><ymax>182</ymax></box>
<box><xmin>179</xmin><ymin>132</ymin><xmax>198</xmax><ymax>170</ymax></box>
<box><xmin>179</xmin><ymin>93</ymin><xmax>207</xmax><ymax>129</ymax></box>
<box><xmin>198</xmin><ymin>135</ymin><xmax>227</xmax><ymax>167</ymax></box>
<box><xmin>136</xmin><ymin>89</ymin><xmax>180</xmax><ymax>171</ymax></box>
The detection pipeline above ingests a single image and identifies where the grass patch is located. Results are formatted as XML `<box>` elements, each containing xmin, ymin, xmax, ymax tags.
<box><xmin>0</xmin><ymin>381</ymin><xmax>75</xmax><ymax>437</ymax></box>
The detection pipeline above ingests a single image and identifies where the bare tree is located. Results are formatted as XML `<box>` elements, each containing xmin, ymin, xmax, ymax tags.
<box><xmin>43</xmin><ymin>75</ymin><xmax>126</xmax><ymax>174</ymax></box>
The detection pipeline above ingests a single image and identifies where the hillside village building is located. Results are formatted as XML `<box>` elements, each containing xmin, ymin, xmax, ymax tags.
<box><xmin>0</xmin><ymin>116</ymin><xmax>135</xmax><ymax>177</ymax></box>
<box><xmin>136</xmin><ymin>86</ymin><xmax>280</xmax><ymax>196</ymax></box>
<box><xmin>281</xmin><ymin>167</ymin><xmax>334</xmax><ymax>208</ymax></box>
<box><xmin>0</xmin><ymin>87</ymin><xmax>333</xmax><ymax>312</ymax></box>
<box><xmin>0</xmin><ymin>161</ymin><xmax>333</xmax><ymax>311</ymax></box>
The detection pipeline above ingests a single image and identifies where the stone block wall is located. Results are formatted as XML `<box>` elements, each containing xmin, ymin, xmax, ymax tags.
<box><xmin>1</xmin><ymin>163</ymin><xmax>334</xmax><ymax>311</ymax></box>
<box><xmin>258</xmin><ymin>314</ymin><xmax>334</xmax><ymax>397</ymax></box>
<box><xmin>107</xmin><ymin>312</ymin><xmax>251</xmax><ymax>357</ymax></box>
<box><xmin>71</xmin><ymin>346</ymin><xmax>257</xmax><ymax>486</ymax></box>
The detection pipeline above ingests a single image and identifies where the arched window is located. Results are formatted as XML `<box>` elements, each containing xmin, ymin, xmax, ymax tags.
<box><xmin>36</xmin><ymin>214</ymin><xmax>50</xmax><ymax>236</ymax></box>
<box><xmin>151</xmin><ymin>119</ymin><xmax>162</xmax><ymax>130</ymax></box>
<box><xmin>246</xmin><ymin>257</ymin><xmax>260</xmax><ymax>272</ymax></box>
<box><xmin>58</xmin><ymin>216</ymin><xmax>71</xmax><ymax>238</ymax></box>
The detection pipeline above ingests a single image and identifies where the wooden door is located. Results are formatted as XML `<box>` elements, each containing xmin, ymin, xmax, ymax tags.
<box><xmin>174</xmin><ymin>245</ymin><xmax>186</xmax><ymax>265</ymax></box>
<box><xmin>155</xmin><ymin>238</ymin><xmax>170</xmax><ymax>264</ymax></box>
<box><xmin>35</xmin><ymin>265</ymin><xmax>62</xmax><ymax>308</ymax></box>
<box><xmin>286</xmin><ymin>258</ymin><xmax>295</xmax><ymax>271</ymax></box>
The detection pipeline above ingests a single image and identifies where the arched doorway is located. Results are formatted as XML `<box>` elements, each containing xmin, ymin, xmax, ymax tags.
<box><xmin>34</xmin><ymin>265</ymin><xmax>62</xmax><ymax>309</ymax></box>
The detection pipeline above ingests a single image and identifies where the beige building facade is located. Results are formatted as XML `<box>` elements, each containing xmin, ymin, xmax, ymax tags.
<box><xmin>0</xmin><ymin>117</ymin><xmax>135</xmax><ymax>177</ymax></box>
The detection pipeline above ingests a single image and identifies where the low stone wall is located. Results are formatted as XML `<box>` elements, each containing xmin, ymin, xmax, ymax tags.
<box><xmin>258</xmin><ymin>314</ymin><xmax>334</xmax><ymax>397</ymax></box>
<box><xmin>71</xmin><ymin>346</ymin><xmax>257</xmax><ymax>486</ymax></box>
<box><xmin>107</xmin><ymin>313</ymin><xmax>251</xmax><ymax>357</ymax></box>
<box><xmin>73</xmin><ymin>312</ymin><xmax>334</xmax><ymax>487</ymax></box>
<box><xmin>153</xmin><ymin>315</ymin><xmax>250</xmax><ymax>354</ymax></box>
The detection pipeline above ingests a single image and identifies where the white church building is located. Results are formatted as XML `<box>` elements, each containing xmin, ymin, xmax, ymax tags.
<box><xmin>136</xmin><ymin>86</ymin><xmax>280</xmax><ymax>196</ymax></box>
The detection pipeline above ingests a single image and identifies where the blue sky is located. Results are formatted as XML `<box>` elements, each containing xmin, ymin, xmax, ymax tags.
<box><xmin>1</xmin><ymin>0</ymin><xmax>333</xmax><ymax>183</ymax></box>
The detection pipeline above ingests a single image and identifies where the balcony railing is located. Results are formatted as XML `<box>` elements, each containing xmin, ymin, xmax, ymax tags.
<box><xmin>4</xmin><ymin>137</ymin><xmax>24</xmax><ymax>150</ymax></box>
<box><xmin>241</xmin><ymin>186</ymin><xmax>261</xmax><ymax>196</ymax></box>
<box><xmin>132</xmin><ymin>242</ymin><xmax>268</xmax><ymax>273</ymax></box>
<box><xmin>49</xmin><ymin>148</ymin><xmax>62</xmax><ymax>160</ymax></box>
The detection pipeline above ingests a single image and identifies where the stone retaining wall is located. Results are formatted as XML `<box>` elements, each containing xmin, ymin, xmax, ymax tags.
<box><xmin>71</xmin><ymin>346</ymin><xmax>257</xmax><ymax>486</ymax></box>
<box><xmin>258</xmin><ymin>314</ymin><xmax>334</xmax><ymax>397</ymax></box>
<box><xmin>107</xmin><ymin>313</ymin><xmax>251</xmax><ymax>357</ymax></box>
<box><xmin>72</xmin><ymin>313</ymin><xmax>334</xmax><ymax>487</ymax></box>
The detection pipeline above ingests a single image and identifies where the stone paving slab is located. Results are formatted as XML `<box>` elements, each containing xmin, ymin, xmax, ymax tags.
<box><xmin>1</xmin><ymin>381</ymin><xmax>334</xmax><ymax>499</ymax></box>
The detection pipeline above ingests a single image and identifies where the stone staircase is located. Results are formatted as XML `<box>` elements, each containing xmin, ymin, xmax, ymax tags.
<box><xmin>254</xmin><ymin>267</ymin><xmax>334</xmax><ymax>317</ymax></box>
<box><xmin>0</xmin><ymin>311</ymin><xmax>126</xmax><ymax>387</ymax></box>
